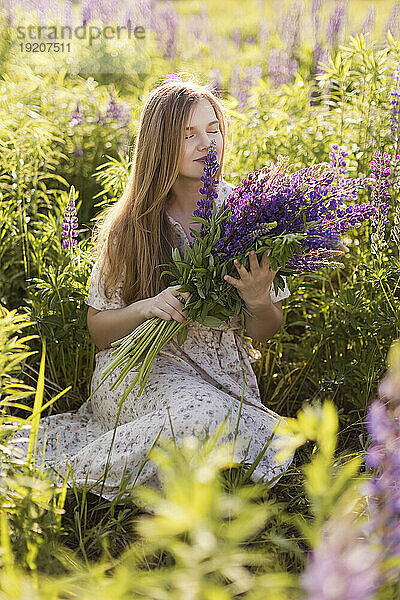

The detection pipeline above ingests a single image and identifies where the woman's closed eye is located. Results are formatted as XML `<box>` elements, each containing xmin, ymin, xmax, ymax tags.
<box><xmin>185</xmin><ymin>130</ymin><xmax>219</xmax><ymax>139</ymax></box>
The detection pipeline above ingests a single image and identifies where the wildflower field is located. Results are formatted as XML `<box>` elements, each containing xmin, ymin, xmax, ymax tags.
<box><xmin>3</xmin><ymin>0</ymin><xmax>400</xmax><ymax>597</ymax></box>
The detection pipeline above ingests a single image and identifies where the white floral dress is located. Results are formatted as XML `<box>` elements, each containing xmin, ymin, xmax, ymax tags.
<box><xmin>12</xmin><ymin>179</ymin><xmax>294</xmax><ymax>503</ymax></box>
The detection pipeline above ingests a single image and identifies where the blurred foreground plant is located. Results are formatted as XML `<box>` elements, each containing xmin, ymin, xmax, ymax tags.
<box><xmin>274</xmin><ymin>339</ymin><xmax>400</xmax><ymax>600</ymax></box>
<box><xmin>114</xmin><ymin>419</ymin><xmax>301</xmax><ymax>600</ymax></box>
<box><xmin>0</xmin><ymin>305</ymin><xmax>71</xmax><ymax>574</ymax></box>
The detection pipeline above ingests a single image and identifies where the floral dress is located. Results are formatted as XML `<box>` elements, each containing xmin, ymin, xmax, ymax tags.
<box><xmin>12</xmin><ymin>179</ymin><xmax>294</xmax><ymax>504</ymax></box>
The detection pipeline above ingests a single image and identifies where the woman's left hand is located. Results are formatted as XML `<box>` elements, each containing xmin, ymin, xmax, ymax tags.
<box><xmin>223</xmin><ymin>250</ymin><xmax>279</xmax><ymax>308</ymax></box>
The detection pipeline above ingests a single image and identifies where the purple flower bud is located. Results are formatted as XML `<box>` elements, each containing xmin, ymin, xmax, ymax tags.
<box><xmin>61</xmin><ymin>186</ymin><xmax>79</xmax><ymax>251</ymax></box>
<box><xmin>70</xmin><ymin>103</ymin><xmax>84</xmax><ymax>127</ymax></box>
<box><xmin>105</xmin><ymin>91</ymin><xmax>132</xmax><ymax>129</ymax></box>
<box><xmin>189</xmin><ymin>140</ymin><xmax>220</xmax><ymax>244</ymax></box>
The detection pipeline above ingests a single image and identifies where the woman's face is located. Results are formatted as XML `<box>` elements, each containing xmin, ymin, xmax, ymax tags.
<box><xmin>178</xmin><ymin>97</ymin><xmax>223</xmax><ymax>179</ymax></box>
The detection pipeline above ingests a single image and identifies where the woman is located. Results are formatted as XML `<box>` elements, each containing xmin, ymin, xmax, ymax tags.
<box><xmin>13</xmin><ymin>74</ymin><xmax>294</xmax><ymax>504</ymax></box>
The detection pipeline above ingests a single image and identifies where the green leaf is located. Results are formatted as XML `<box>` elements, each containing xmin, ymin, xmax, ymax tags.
<box><xmin>190</xmin><ymin>215</ymin><xmax>210</xmax><ymax>227</ymax></box>
<box><xmin>191</xmin><ymin>299</ymin><xmax>203</xmax><ymax>310</ymax></box>
<box><xmin>176</xmin><ymin>325</ymin><xmax>189</xmax><ymax>346</ymax></box>
<box><xmin>189</xmin><ymin>229</ymin><xmax>203</xmax><ymax>242</ymax></box>
<box><xmin>172</xmin><ymin>247</ymin><xmax>181</xmax><ymax>263</ymax></box>
<box><xmin>193</xmin><ymin>267</ymin><xmax>208</xmax><ymax>274</ymax></box>
<box><xmin>198</xmin><ymin>316</ymin><xmax>223</xmax><ymax>328</ymax></box>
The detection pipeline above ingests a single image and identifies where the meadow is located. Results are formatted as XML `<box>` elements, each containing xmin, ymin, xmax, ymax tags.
<box><xmin>2</xmin><ymin>0</ymin><xmax>400</xmax><ymax>597</ymax></box>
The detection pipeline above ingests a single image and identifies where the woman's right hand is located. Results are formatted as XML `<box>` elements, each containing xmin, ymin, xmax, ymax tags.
<box><xmin>142</xmin><ymin>285</ymin><xmax>191</xmax><ymax>323</ymax></box>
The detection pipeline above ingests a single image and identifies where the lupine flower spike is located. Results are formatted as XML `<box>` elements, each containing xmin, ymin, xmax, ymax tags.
<box><xmin>105</xmin><ymin>91</ymin><xmax>132</xmax><ymax>129</ymax></box>
<box><xmin>369</xmin><ymin>151</ymin><xmax>391</xmax><ymax>258</ymax></box>
<box><xmin>390</xmin><ymin>62</ymin><xmax>400</xmax><ymax>252</ymax></box>
<box><xmin>301</xmin><ymin>510</ymin><xmax>381</xmax><ymax>600</ymax></box>
<box><xmin>192</xmin><ymin>138</ymin><xmax>219</xmax><ymax>238</ymax></box>
<box><xmin>69</xmin><ymin>103</ymin><xmax>83</xmax><ymax>127</ymax></box>
<box><xmin>212</xmin><ymin>144</ymin><xmax>376</xmax><ymax>276</ymax></box>
<box><xmin>61</xmin><ymin>185</ymin><xmax>79</xmax><ymax>251</ymax></box>
<box><xmin>356</xmin><ymin>339</ymin><xmax>400</xmax><ymax>589</ymax></box>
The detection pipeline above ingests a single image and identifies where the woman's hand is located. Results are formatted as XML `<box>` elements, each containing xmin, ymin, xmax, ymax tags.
<box><xmin>223</xmin><ymin>251</ymin><xmax>279</xmax><ymax>309</ymax></box>
<box><xmin>142</xmin><ymin>285</ymin><xmax>190</xmax><ymax>323</ymax></box>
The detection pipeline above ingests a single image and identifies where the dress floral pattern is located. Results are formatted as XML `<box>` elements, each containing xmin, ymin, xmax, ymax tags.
<box><xmin>11</xmin><ymin>179</ymin><xmax>294</xmax><ymax>505</ymax></box>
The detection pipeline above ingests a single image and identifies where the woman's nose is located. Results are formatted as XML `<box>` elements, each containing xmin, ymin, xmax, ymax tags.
<box><xmin>197</xmin><ymin>131</ymin><xmax>213</xmax><ymax>149</ymax></box>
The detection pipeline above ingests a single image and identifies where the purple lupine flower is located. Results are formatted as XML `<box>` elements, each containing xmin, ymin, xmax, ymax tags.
<box><xmin>24</xmin><ymin>0</ymin><xmax>47</xmax><ymax>23</ymax></box>
<box><xmin>208</xmin><ymin>67</ymin><xmax>223</xmax><ymax>97</ymax></box>
<box><xmin>81</xmin><ymin>0</ymin><xmax>91</xmax><ymax>26</ymax></box>
<box><xmin>61</xmin><ymin>186</ymin><xmax>79</xmax><ymax>250</ymax></box>
<box><xmin>390</xmin><ymin>61</ymin><xmax>400</xmax><ymax>140</ymax></box>
<box><xmin>390</xmin><ymin>64</ymin><xmax>400</xmax><ymax>249</ymax></box>
<box><xmin>151</xmin><ymin>1</ymin><xmax>179</xmax><ymax>61</ymax></box>
<box><xmin>191</xmin><ymin>139</ymin><xmax>219</xmax><ymax>241</ymax></box>
<box><xmin>105</xmin><ymin>92</ymin><xmax>131</xmax><ymax>129</ymax></box>
<box><xmin>74</xmin><ymin>145</ymin><xmax>84</xmax><ymax>157</ymax></box>
<box><xmin>64</xmin><ymin>0</ymin><xmax>73</xmax><ymax>28</ymax></box>
<box><xmin>300</xmin><ymin>512</ymin><xmax>382</xmax><ymax>600</ymax></box>
<box><xmin>258</xmin><ymin>19</ymin><xmax>269</xmax><ymax>47</ymax></box>
<box><xmin>369</xmin><ymin>151</ymin><xmax>391</xmax><ymax>206</ymax></box>
<box><xmin>187</xmin><ymin>6</ymin><xmax>212</xmax><ymax>46</ymax></box>
<box><xmin>326</xmin><ymin>0</ymin><xmax>347</xmax><ymax>48</ymax></box>
<box><xmin>129</xmin><ymin>0</ymin><xmax>154</xmax><ymax>31</ymax></box>
<box><xmin>280</xmin><ymin>0</ymin><xmax>302</xmax><ymax>56</ymax></box>
<box><xmin>311</xmin><ymin>0</ymin><xmax>322</xmax><ymax>42</ymax></box>
<box><xmin>211</xmin><ymin>148</ymin><xmax>376</xmax><ymax>272</ymax></box>
<box><xmin>95</xmin><ymin>111</ymin><xmax>106</xmax><ymax>126</ymax></box>
<box><xmin>229</xmin><ymin>65</ymin><xmax>247</xmax><ymax>110</ymax></box>
<box><xmin>391</xmin><ymin>153</ymin><xmax>400</xmax><ymax>248</ymax></box>
<box><xmin>301</xmin><ymin>340</ymin><xmax>400</xmax><ymax>600</ymax></box>
<box><xmin>70</xmin><ymin>103</ymin><xmax>84</xmax><ymax>127</ymax></box>
<box><xmin>360</xmin><ymin>5</ymin><xmax>376</xmax><ymax>38</ymax></box>
<box><xmin>359</xmin><ymin>341</ymin><xmax>400</xmax><ymax>585</ymax></box>
<box><xmin>230</xmin><ymin>63</ymin><xmax>264</xmax><ymax>109</ymax></box>
<box><xmin>243</xmin><ymin>64</ymin><xmax>263</xmax><ymax>105</ymax></box>
<box><xmin>312</xmin><ymin>42</ymin><xmax>330</xmax><ymax>77</ymax></box>
<box><xmin>231</xmin><ymin>27</ymin><xmax>242</xmax><ymax>50</ymax></box>
<box><xmin>384</xmin><ymin>2</ymin><xmax>400</xmax><ymax>39</ymax></box>
<box><xmin>310</xmin><ymin>42</ymin><xmax>330</xmax><ymax>106</ymax></box>
<box><xmin>329</xmin><ymin>143</ymin><xmax>348</xmax><ymax>183</ymax></box>
<box><xmin>268</xmin><ymin>48</ymin><xmax>299</xmax><ymax>87</ymax></box>
<box><xmin>368</xmin><ymin>151</ymin><xmax>391</xmax><ymax>257</ymax></box>
<box><xmin>80</xmin><ymin>0</ymin><xmax>116</xmax><ymax>25</ymax></box>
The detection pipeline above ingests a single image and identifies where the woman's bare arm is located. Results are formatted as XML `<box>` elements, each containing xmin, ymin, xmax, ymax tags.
<box><xmin>87</xmin><ymin>300</ymin><xmax>149</xmax><ymax>350</ymax></box>
<box><xmin>87</xmin><ymin>285</ymin><xmax>190</xmax><ymax>351</ymax></box>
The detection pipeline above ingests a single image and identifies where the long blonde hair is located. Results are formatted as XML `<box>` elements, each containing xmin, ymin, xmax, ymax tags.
<box><xmin>90</xmin><ymin>74</ymin><xmax>229</xmax><ymax>306</ymax></box>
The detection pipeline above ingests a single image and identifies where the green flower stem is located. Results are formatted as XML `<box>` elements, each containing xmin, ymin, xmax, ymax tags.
<box><xmin>103</xmin><ymin>319</ymin><xmax>163</xmax><ymax>375</ymax></box>
<box><xmin>85</xmin><ymin>320</ymin><xmax>162</xmax><ymax>405</ymax></box>
<box><xmin>108</xmin><ymin>332</ymin><xmax>161</xmax><ymax>389</ymax></box>
<box><xmin>106</xmin><ymin>319</ymin><xmax>166</xmax><ymax>386</ymax></box>
<box><xmin>134</xmin><ymin>321</ymin><xmax>184</xmax><ymax>388</ymax></box>
<box><xmin>115</xmin><ymin>321</ymin><xmax>174</xmax><ymax>404</ymax></box>
<box><xmin>134</xmin><ymin>318</ymin><xmax>177</xmax><ymax>377</ymax></box>
<box><xmin>116</xmin><ymin>319</ymin><xmax>191</xmax><ymax>404</ymax></box>
<box><xmin>110</xmin><ymin>316</ymin><xmax>160</xmax><ymax>349</ymax></box>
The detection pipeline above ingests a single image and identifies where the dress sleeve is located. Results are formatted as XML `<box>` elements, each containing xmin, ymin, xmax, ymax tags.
<box><xmin>85</xmin><ymin>246</ymin><xmax>127</xmax><ymax>311</ymax></box>
<box><xmin>270</xmin><ymin>275</ymin><xmax>291</xmax><ymax>303</ymax></box>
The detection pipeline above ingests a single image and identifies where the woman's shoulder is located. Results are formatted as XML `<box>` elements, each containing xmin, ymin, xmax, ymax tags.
<box><xmin>220</xmin><ymin>179</ymin><xmax>235</xmax><ymax>192</ymax></box>
<box><xmin>216</xmin><ymin>179</ymin><xmax>235</xmax><ymax>210</ymax></box>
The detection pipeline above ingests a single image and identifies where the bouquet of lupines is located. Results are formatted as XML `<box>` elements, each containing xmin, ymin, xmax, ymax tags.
<box><xmin>89</xmin><ymin>140</ymin><xmax>379</xmax><ymax>404</ymax></box>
